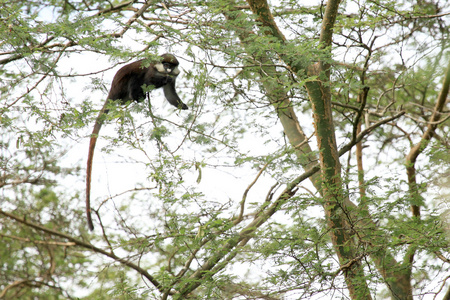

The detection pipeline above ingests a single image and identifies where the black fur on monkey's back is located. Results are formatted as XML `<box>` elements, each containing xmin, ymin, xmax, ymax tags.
<box><xmin>106</xmin><ymin>54</ymin><xmax>187</xmax><ymax>108</ymax></box>
<box><xmin>109</xmin><ymin>61</ymin><xmax>172</xmax><ymax>104</ymax></box>
<box><xmin>86</xmin><ymin>53</ymin><xmax>188</xmax><ymax>231</ymax></box>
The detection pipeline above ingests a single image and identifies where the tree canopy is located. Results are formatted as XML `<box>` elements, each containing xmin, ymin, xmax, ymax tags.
<box><xmin>0</xmin><ymin>0</ymin><xmax>449</xmax><ymax>299</ymax></box>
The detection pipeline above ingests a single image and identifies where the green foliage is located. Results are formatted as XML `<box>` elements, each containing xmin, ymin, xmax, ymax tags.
<box><xmin>0</xmin><ymin>186</ymin><xmax>89</xmax><ymax>299</ymax></box>
<box><xmin>0</xmin><ymin>0</ymin><xmax>449</xmax><ymax>299</ymax></box>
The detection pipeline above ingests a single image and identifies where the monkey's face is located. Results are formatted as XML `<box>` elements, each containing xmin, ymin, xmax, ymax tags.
<box><xmin>156</xmin><ymin>53</ymin><xmax>181</xmax><ymax>76</ymax></box>
<box><xmin>164</xmin><ymin>62</ymin><xmax>180</xmax><ymax>75</ymax></box>
<box><xmin>155</xmin><ymin>62</ymin><xmax>180</xmax><ymax>76</ymax></box>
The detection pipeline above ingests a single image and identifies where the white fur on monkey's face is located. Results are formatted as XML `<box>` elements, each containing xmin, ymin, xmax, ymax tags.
<box><xmin>155</xmin><ymin>63</ymin><xmax>180</xmax><ymax>75</ymax></box>
<box><xmin>171</xmin><ymin>66</ymin><xmax>180</xmax><ymax>75</ymax></box>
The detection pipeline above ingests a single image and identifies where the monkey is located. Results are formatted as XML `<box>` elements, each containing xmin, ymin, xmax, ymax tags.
<box><xmin>86</xmin><ymin>53</ymin><xmax>188</xmax><ymax>231</ymax></box>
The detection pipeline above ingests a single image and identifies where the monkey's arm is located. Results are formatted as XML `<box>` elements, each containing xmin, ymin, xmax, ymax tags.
<box><xmin>163</xmin><ymin>78</ymin><xmax>188</xmax><ymax>110</ymax></box>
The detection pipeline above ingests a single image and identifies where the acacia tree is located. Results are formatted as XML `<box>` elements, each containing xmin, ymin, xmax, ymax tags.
<box><xmin>0</xmin><ymin>0</ymin><xmax>449</xmax><ymax>299</ymax></box>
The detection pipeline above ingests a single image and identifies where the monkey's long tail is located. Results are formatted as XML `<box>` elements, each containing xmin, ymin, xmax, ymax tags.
<box><xmin>86</xmin><ymin>102</ymin><xmax>110</xmax><ymax>231</ymax></box>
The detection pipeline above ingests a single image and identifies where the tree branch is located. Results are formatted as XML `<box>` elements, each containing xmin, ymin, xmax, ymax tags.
<box><xmin>406</xmin><ymin>60</ymin><xmax>450</xmax><ymax>217</ymax></box>
<box><xmin>0</xmin><ymin>209</ymin><xmax>166</xmax><ymax>293</ymax></box>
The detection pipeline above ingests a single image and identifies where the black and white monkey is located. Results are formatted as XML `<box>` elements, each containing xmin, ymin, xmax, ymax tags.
<box><xmin>86</xmin><ymin>53</ymin><xmax>188</xmax><ymax>231</ymax></box>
